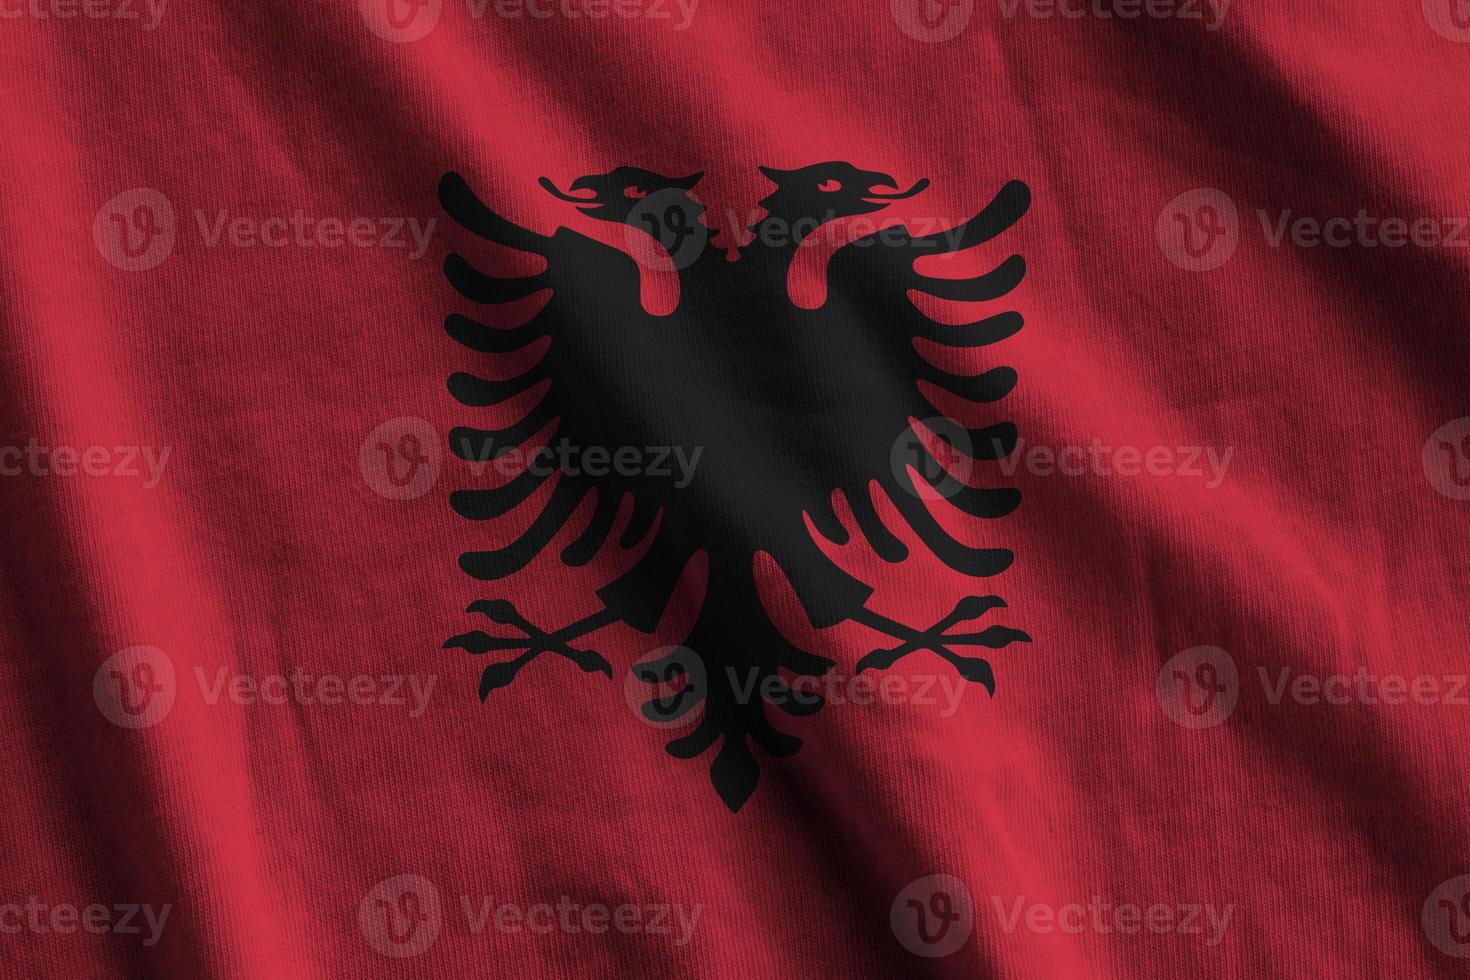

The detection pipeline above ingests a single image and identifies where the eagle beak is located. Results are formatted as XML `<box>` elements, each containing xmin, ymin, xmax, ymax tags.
<box><xmin>539</xmin><ymin>176</ymin><xmax>598</xmax><ymax>205</ymax></box>
<box><xmin>865</xmin><ymin>176</ymin><xmax>931</xmax><ymax>202</ymax></box>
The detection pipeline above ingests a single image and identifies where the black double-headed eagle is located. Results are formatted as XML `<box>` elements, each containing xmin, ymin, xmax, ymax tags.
<box><xmin>439</xmin><ymin>163</ymin><xmax>1031</xmax><ymax>810</ymax></box>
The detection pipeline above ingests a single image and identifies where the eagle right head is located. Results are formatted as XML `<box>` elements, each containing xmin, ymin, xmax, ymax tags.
<box><xmin>754</xmin><ymin>162</ymin><xmax>930</xmax><ymax>231</ymax></box>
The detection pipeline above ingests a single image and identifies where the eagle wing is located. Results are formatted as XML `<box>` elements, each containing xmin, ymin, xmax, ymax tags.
<box><xmin>795</xmin><ymin>180</ymin><xmax>1033</xmax><ymax>584</ymax></box>
<box><xmin>437</xmin><ymin>171</ymin><xmax>662</xmax><ymax>583</ymax></box>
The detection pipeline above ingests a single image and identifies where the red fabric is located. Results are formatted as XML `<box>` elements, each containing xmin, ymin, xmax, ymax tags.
<box><xmin>3</xmin><ymin>1</ymin><xmax>1470</xmax><ymax>977</ymax></box>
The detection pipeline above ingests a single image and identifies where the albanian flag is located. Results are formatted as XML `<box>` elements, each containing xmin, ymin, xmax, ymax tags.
<box><xmin>1</xmin><ymin>1</ymin><xmax>1469</xmax><ymax>977</ymax></box>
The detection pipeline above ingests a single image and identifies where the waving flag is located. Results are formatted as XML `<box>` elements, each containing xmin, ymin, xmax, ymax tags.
<box><xmin>1</xmin><ymin>1</ymin><xmax>1469</xmax><ymax>977</ymax></box>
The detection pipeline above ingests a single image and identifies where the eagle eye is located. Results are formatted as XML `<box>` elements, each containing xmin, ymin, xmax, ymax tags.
<box><xmin>623</xmin><ymin>185</ymin><xmax>648</xmax><ymax>200</ymax></box>
<box><xmin>817</xmin><ymin>178</ymin><xmax>842</xmax><ymax>193</ymax></box>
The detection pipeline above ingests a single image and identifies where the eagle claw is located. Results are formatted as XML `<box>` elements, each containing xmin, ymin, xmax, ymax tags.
<box><xmin>855</xmin><ymin>596</ymin><xmax>1024</xmax><ymax>692</ymax></box>
<box><xmin>461</xmin><ymin>599</ymin><xmax>613</xmax><ymax>681</ymax></box>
